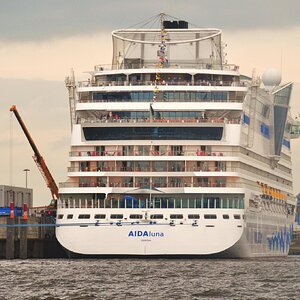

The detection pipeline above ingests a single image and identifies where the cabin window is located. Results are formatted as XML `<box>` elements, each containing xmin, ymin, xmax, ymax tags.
<box><xmin>78</xmin><ymin>214</ymin><xmax>90</xmax><ymax>219</ymax></box>
<box><xmin>150</xmin><ymin>214</ymin><xmax>164</xmax><ymax>219</ymax></box>
<box><xmin>67</xmin><ymin>214</ymin><xmax>73</xmax><ymax>219</ymax></box>
<box><xmin>110</xmin><ymin>214</ymin><xmax>123</xmax><ymax>219</ymax></box>
<box><xmin>222</xmin><ymin>214</ymin><xmax>229</xmax><ymax>219</ymax></box>
<box><xmin>234</xmin><ymin>214</ymin><xmax>241</xmax><ymax>219</ymax></box>
<box><xmin>94</xmin><ymin>214</ymin><xmax>106</xmax><ymax>219</ymax></box>
<box><xmin>170</xmin><ymin>214</ymin><xmax>184</xmax><ymax>219</ymax></box>
<box><xmin>129</xmin><ymin>214</ymin><xmax>143</xmax><ymax>219</ymax></box>
<box><xmin>188</xmin><ymin>214</ymin><xmax>200</xmax><ymax>219</ymax></box>
<box><xmin>204</xmin><ymin>214</ymin><xmax>217</xmax><ymax>219</ymax></box>
<box><xmin>57</xmin><ymin>214</ymin><xmax>64</xmax><ymax>219</ymax></box>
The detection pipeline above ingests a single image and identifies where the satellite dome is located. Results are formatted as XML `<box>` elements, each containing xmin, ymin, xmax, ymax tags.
<box><xmin>262</xmin><ymin>68</ymin><xmax>282</xmax><ymax>87</ymax></box>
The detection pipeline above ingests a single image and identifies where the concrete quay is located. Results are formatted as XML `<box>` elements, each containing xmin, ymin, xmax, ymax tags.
<box><xmin>0</xmin><ymin>216</ymin><xmax>66</xmax><ymax>259</ymax></box>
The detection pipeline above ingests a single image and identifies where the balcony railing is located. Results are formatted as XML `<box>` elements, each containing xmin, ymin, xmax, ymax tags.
<box><xmin>60</xmin><ymin>180</ymin><xmax>235</xmax><ymax>189</ymax></box>
<box><xmin>79</xmin><ymin>117</ymin><xmax>241</xmax><ymax>125</ymax></box>
<box><xmin>70</xmin><ymin>149</ymin><xmax>235</xmax><ymax>157</ymax></box>
<box><xmin>93</xmin><ymin>63</ymin><xmax>240</xmax><ymax>72</ymax></box>
<box><xmin>78</xmin><ymin>79</ymin><xmax>247</xmax><ymax>88</ymax></box>
<box><xmin>58</xmin><ymin>195</ymin><xmax>244</xmax><ymax>210</ymax></box>
<box><xmin>67</xmin><ymin>166</ymin><xmax>231</xmax><ymax>172</ymax></box>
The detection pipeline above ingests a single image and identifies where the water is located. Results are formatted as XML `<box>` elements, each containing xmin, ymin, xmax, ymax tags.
<box><xmin>1</xmin><ymin>256</ymin><xmax>300</xmax><ymax>300</ymax></box>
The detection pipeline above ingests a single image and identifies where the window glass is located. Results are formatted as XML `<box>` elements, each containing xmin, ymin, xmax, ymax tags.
<box><xmin>83</xmin><ymin>127</ymin><xmax>224</xmax><ymax>141</ymax></box>
<box><xmin>150</xmin><ymin>214</ymin><xmax>164</xmax><ymax>219</ymax></box>
<box><xmin>94</xmin><ymin>214</ymin><xmax>106</xmax><ymax>219</ymax></box>
<box><xmin>110</xmin><ymin>214</ymin><xmax>123</xmax><ymax>219</ymax></box>
<box><xmin>78</xmin><ymin>214</ymin><xmax>90</xmax><ymax>219</ymax></box>
<box><xmin>188</xmin><ymin>214</ymin><xmax>200</xmax><ymax>219</ymax></box>
<box><xmin>204</xmin><ymin>214</ymin><xmax>217</xmax><ymax>219</ymax></box>
<box><xmin>170</xmin><ymin>214</ymin><xmax>184</xmax><ymax>219</ymax></box>
<box><xmin>129</xmin><ymin>214</ymin><xmax>143</xmax><ymax>219</ymax></box>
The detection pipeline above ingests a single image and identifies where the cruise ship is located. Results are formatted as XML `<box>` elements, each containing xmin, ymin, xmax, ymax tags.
<box><xmin>57</xmin><ymin>14</ymin><xmax>300</xmax><ymax>258</ymax></box>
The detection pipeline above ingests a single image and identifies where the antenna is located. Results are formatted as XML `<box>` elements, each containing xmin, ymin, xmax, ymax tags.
<box><xmin>280</xmin><ymin>48</ymin><xmax>283</xmax><ymax>80</ymax></box>
<box><xmin>159</xmin><ymin>12</ymin><xmax>166</xmax><ymax>30</ymax></box>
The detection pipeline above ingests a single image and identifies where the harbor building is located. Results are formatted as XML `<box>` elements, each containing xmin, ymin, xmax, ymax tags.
<box><xmin>0</xmin><ymin>185</ymin><xmax>33</xmax><ymax>209</ymax></box>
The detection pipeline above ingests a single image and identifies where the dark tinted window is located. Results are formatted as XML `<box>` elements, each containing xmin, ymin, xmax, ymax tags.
<box><xmin>234</xmin><ymin>214</ymin><xmax>241</xmax><ymax>219</ymax></box>
<box><xmin>188</xmin><ymin>214</ymin><xmax>200</xmax><ymax>219</ymax></box>
<box><xmin>57</xmin><ymin>214</ymin><xmax>63</xmax><ymax>219</ymax></box>
<box><xmin>67</xmin><ymin>214</ymin><xmax>73</xmax><ymax>219</ymax></box>
<box><xmin>150</xmin><ymin>214</ymin><xmax>164</xmax><ymax>219</ymax></box>
<box><xmin>94</xmin><ymin>214</ymin><xmax>106</xmax><ymax>219</ymax></box>
<box><xmin>204</xmin><ymin>214</ymin><xmax>217</xmax><ymax>219</ymax></box>
<box><xmin>83</xmin><ymin>127</ymin><xmax>223</xmax><ymax>141</ymax></box>
<box><xmin>223</xmin><ymin>214</ymin><xmax>229</xmax><ymax>219</ymax></box>
<box><xmin>78</xmin><ymin>214</ymin><xmax>90</xmax><ymax>219</ymax></box>
<box><xmin>110</xmin><ymin>214</ymin><xmax>123</xmax><ymax>219</ymax></box>
<box><xmin>170</xmin><ymin>214</ymin><xmax>184</xmax><ymax>219</ymax></box>
<box><xmin>129</xmin><ymin>214</ymin><xmax>143</xmax><ymax>219</ymax></box>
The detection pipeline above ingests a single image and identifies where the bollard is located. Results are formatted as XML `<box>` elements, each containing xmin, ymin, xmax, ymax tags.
<box><xmin>9</xmin><ymin>202</ymin><xmax>14</xmax><ymax>219</ymax></box>
<box><xmin>23</xmin><ymin>203</ymin><xmax>28</xmax><ymax>220</ymax></box>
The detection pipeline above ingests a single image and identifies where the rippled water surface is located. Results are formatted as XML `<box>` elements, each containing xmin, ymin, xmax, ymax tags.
<box><xmin>1</xmin><ymin>256</ymin><xmax>300</xmax><ymax>300</ymax></box>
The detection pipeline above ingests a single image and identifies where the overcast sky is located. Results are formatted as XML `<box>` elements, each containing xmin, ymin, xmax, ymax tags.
<box><xmin>0</xmin><ymin>1</ymin><xmax>300</xmax><ymax>206</ymax></box>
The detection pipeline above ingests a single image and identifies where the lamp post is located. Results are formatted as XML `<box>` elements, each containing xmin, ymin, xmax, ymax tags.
<box><xmin>23</xmin><ymin>169</ymin><xmax>30</xmax><ymax>188</ymax></box>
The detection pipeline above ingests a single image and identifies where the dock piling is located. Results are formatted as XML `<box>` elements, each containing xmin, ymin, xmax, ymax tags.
<box><xmin>6</xmin><ymin>218</ymin><xmax>15</xmax><ymax>259</ymax></box>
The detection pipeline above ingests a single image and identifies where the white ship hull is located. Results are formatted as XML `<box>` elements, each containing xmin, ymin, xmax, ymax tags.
<box><xmin>56</xmin><ymin>208</ymin><xmax>293</xmax><ymax>258</ymax></box>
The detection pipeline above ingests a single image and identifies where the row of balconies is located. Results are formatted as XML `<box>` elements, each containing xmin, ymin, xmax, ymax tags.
<box><xmin>71</xmin><ymin>149</ymin><xmax>231</xmax><ymax>157</ymax></box>
<box><xmin>68</xmin><ymin>166</ymin><xmax>228</xmax><ymax>172</ymax></box>
<box><xmin>78</xmin><ymin>79</ymin><xmax>245</xmax><ymax>88</ymax></box>
<box><xmin>79</xmin><ymin>117</ymin><xmax>241</xmax><ymax>125</ymax></box>
<box><xmin>60</xmin><ymin>177</ymin><xmax>233</xmax><ymax>189</ymax></box>
<box><xmin>71</xmin><ymin>160</ymin><xmax>228</xmax><ymax>173</ymax></box>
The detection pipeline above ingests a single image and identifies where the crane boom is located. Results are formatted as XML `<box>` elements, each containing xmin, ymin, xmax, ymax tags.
<box><xmin>10</xmin><ymin>105</ymin><xmax>59</xmax><ymax>200</ymax></box>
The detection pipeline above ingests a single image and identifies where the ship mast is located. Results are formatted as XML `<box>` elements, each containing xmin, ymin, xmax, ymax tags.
<box><xmin>150</xmin><ymin>13</ymin><xmax>168</xmax><ymax>121</ymax></box>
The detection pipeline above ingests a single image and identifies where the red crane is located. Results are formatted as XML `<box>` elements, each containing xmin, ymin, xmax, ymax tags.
<box><xmin>10</xmin><ymin>105</ymin><xmax>59</xmax><ymax>203</ymax></box>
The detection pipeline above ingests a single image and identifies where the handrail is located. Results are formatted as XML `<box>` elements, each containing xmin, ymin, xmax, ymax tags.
<box><xmin>78</xmin><ymin>79</ymin><xmax>247</xmax><ymax>88</ymax></box>
<box><xmin>92</xmin><ymin>63</ymin><xmax>240</xmax><ymax>72</ymax></box>
<box><xmin>79</xmin><ymin>117</ymin><xmax>241</xmax><ymax>125</ymax></box>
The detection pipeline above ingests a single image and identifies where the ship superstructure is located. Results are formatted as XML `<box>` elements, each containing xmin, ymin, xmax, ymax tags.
<box><xmin>57</xmin><ymin>15</ymin><xmax>300</xmax><ymax>257</ymax></box>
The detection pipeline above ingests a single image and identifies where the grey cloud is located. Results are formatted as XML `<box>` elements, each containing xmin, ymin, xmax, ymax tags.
<box><xmin>1</xmin><ymin>0</ymin><xmax>300</xmax><ymax>42</ymax></box>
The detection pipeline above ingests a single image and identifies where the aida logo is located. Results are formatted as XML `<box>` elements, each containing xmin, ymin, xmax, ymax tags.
<box><xmin>128</xmin><ymin>230</ymin><xmax>164</xmax><ymax>237</ymax></box>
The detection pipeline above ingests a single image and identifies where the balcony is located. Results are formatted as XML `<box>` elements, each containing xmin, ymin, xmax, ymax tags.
<box><xmin>59</xmin><ymin>179</ymin><xmax>235</xmax><ymax>189</ymax></box>
<box><xmin>79</xmin><ymin>117</ymin><xmax>241</xmax><ymax>125</ymax></box>
<box><xmin>78</xmin><ymin>79</ymin><xmax>246</xmax><ymax>88</ymax></box>
<box><xmin>69</xmin><ymin>149</ymin><xmax>233</xmax><ymax>157</ymax></box>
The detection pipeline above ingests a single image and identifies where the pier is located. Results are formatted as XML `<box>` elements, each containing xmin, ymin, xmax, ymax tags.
<box><xmin>0</xmin><ymin>216</ymin><xmax>66</xmax><ymax>259</ymax></box>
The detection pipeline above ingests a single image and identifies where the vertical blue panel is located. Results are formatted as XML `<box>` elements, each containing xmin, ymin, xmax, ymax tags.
<box><xmin>243</xmin><ymin>114</ymin><xmax>250</xmax><ymax>125</ymax></box>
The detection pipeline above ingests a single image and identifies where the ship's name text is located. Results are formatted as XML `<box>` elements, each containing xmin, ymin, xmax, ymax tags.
<box><xmin>128</xmin><ymin>230</ymin><xmax>164</xmax><ymax>237</ymax></box>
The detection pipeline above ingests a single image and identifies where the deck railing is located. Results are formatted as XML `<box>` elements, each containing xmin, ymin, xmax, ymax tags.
<box><xmin>78</xmin><ymin>79</ymin><xmax>247</xmax><ymax>88</ymax></box>
<box><xmin>78</xmin><ymin>117</ymin><xmax>241</xmax><ymax>125</ymax></box>
<box><xmin>57</xmin><ymin>195</ymin><xmax>245</xmax><ymax>210</ymax></box>
<box><xmin>69</xmin><ymin>149</ymin><xmax>236</xmax><ymax>157</ymax></box>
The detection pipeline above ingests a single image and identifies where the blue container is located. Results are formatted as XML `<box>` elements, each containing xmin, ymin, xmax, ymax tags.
<box><xmin>0</xmin><ymin>207</ymin><xmax>23</xmax><ymax>217</ymax></box>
